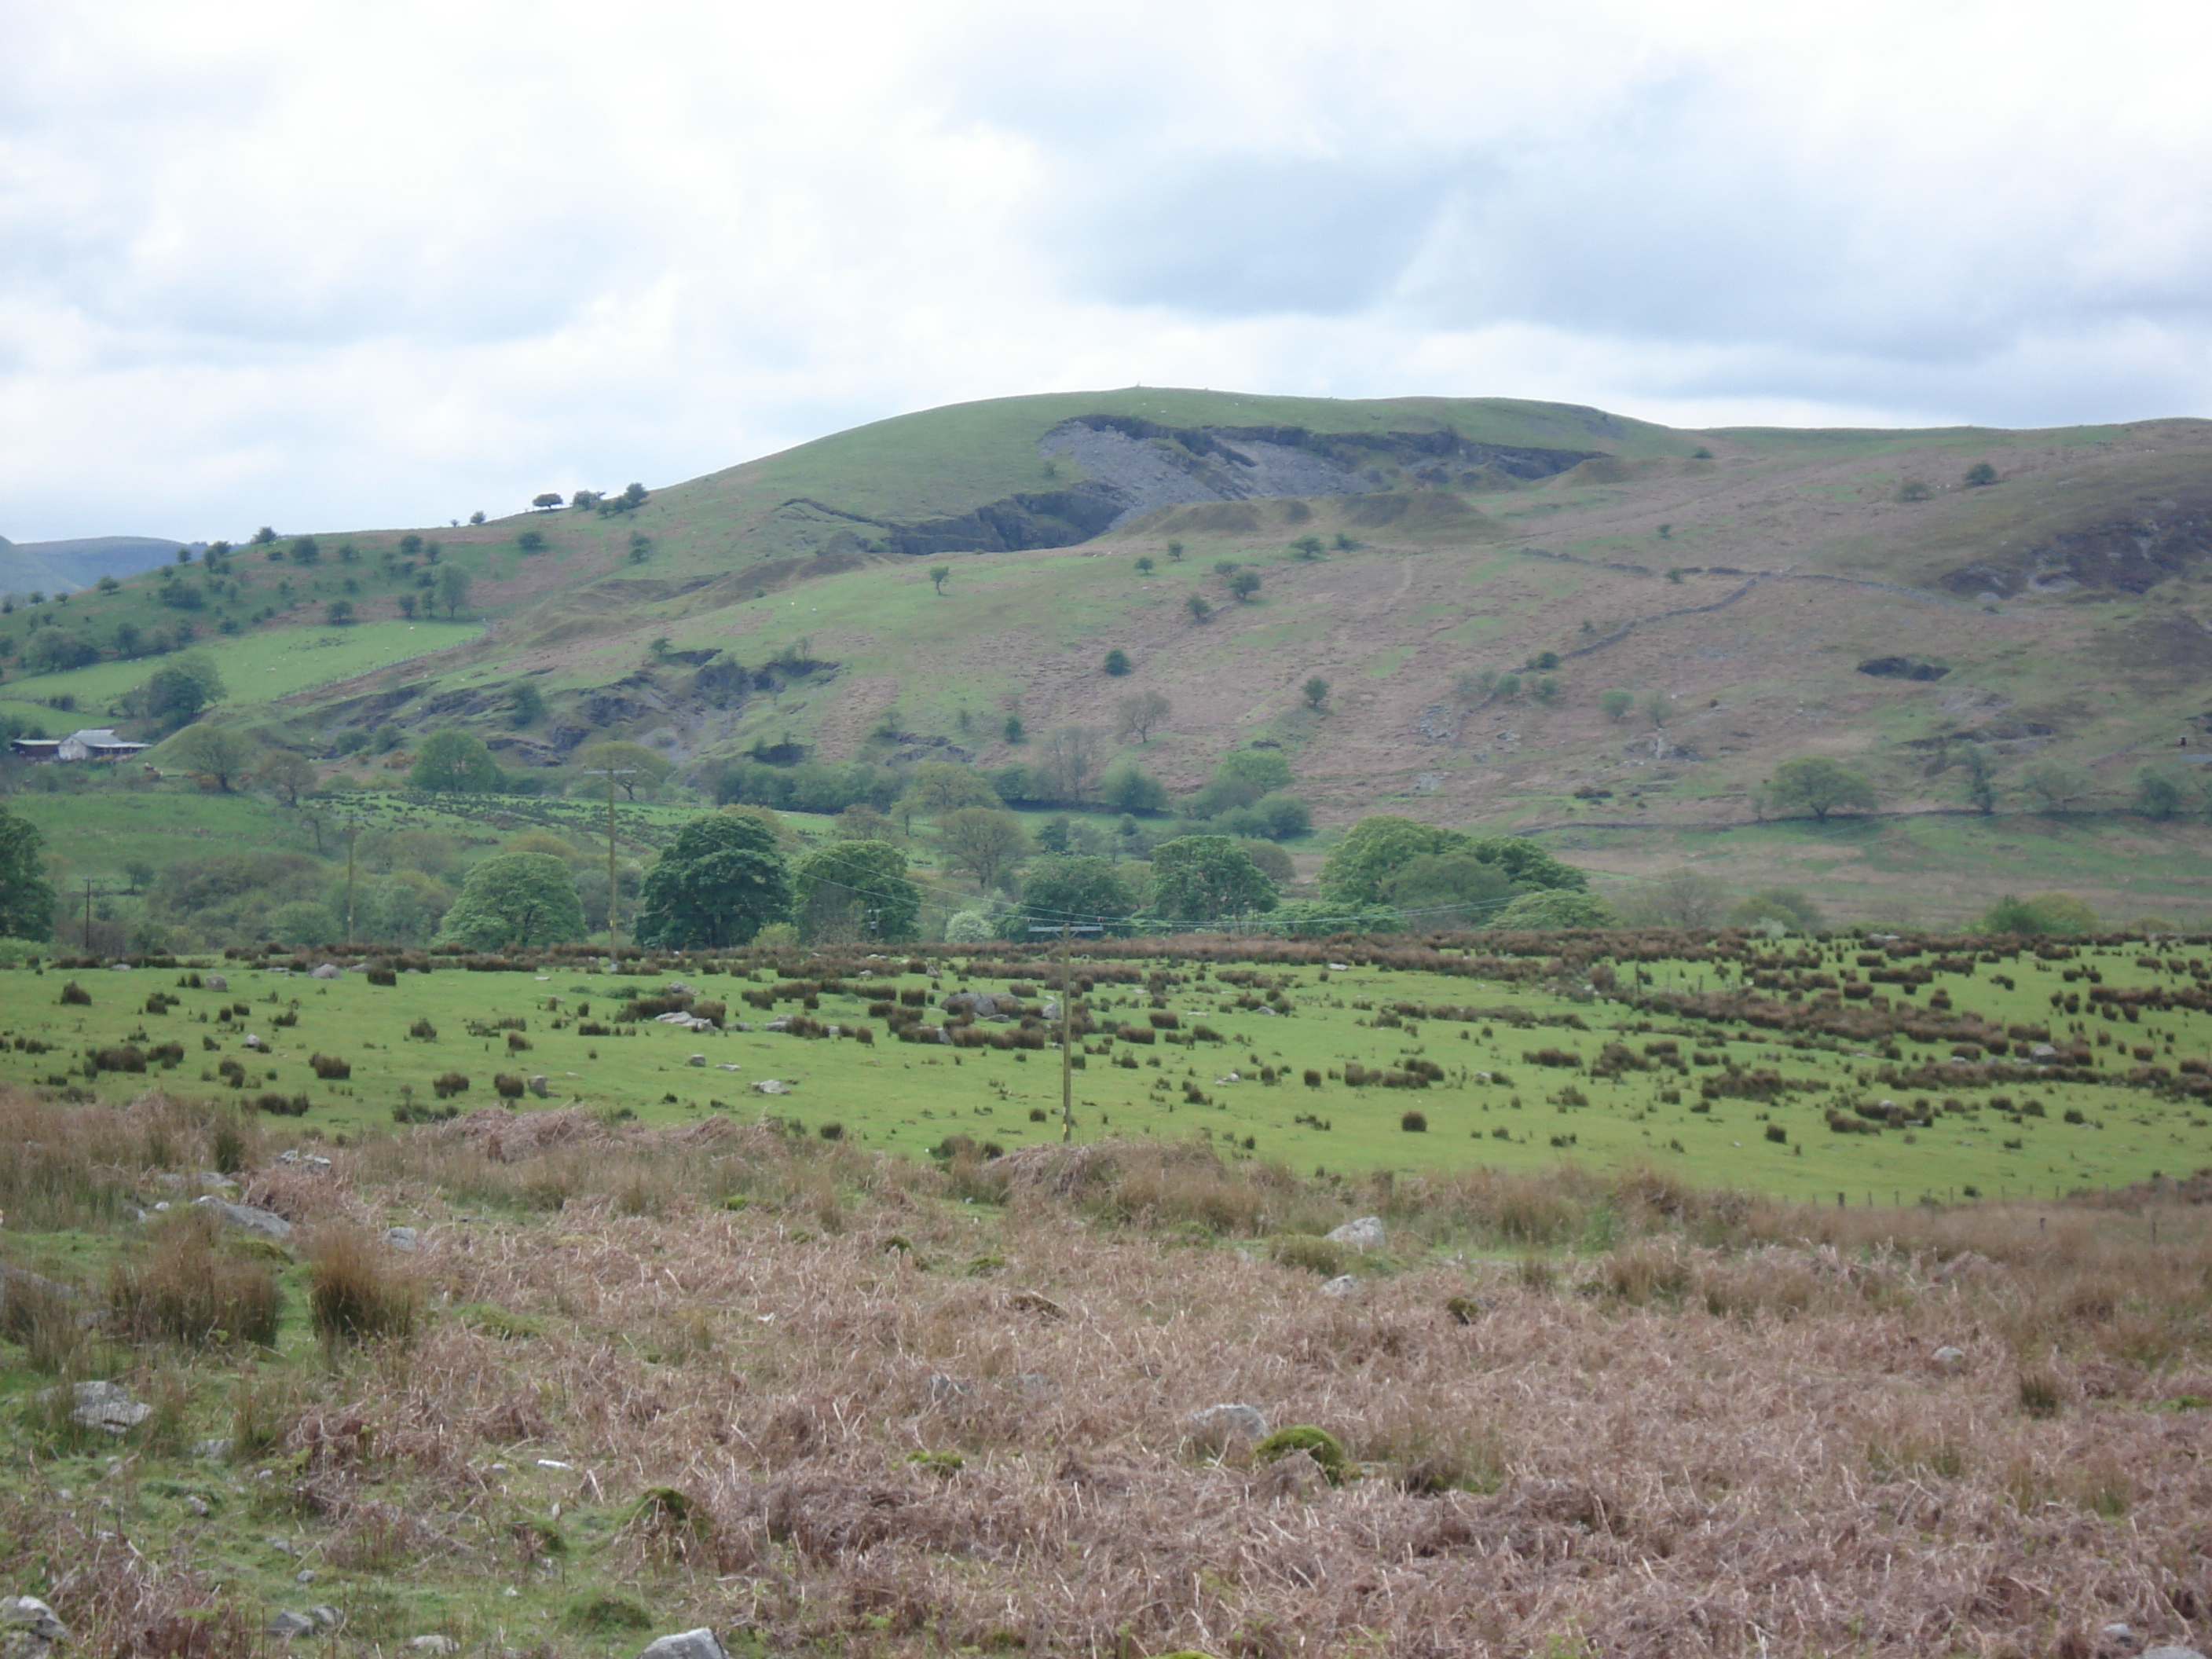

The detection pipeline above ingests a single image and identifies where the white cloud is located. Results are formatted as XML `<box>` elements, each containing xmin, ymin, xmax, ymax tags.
<box><xmin>0</xmin><ymin>0</ymin><xmax>2207</xmax><ymax>540</ymax></box>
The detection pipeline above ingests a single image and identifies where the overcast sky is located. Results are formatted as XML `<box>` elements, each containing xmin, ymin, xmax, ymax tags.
<box><xmin>3</xmin><ymin>0</ymin><xmax>2207</xmax><ymax>543</ymax></box>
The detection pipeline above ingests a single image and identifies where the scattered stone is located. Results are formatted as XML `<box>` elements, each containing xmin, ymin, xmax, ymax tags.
<box><xmin>67</xmin><ymin>1379</ymin><xmax>151</xmax><ymax>1433</ymax></box>
<box><xmin>309</xmin><ymin>1610</ymin><xmax>340</xmax><ymax>1632</ymax></box>
<box><xmin>527</xmin><ymin>1075</ymin><xmax>549</xmax><ymax>1097</ymax></box>
<box><xmin>1</xmin><ymin>1595</ymin><xmax>70</xmax><ymax>1659</ymax></box>
<box><xmin>534</xmin><ymin>1459</ymin><xmax>573</xmax><ymax>1470</ymax></box>
<box><xmin>183</xmin><ymin>1494</ymin><xmax>211</xmax><ymax>1516</ymax></box>
<box><xmin>203</xmin><ymin>974</ymin><xmax>228</xmax><ymax>991</ymax></box>
<box><xmin>408</xmin><ymin>1638</ymin><xmax>459</xmax><ymax>1655</ymax></box>
<box><xmin>665</xmin><ymin>981</ymin><xmax>695</xmax><ymax>995</ymax></box>
<box><xmin>750</xmin><ymin>1079</ymin><xmax>791</xmax><ymax>1095</ymax></box>
<box><xmin>1325</xmin><ymin>1216</ymin><xmax>1385</xmax><ymax>1250</ymax></box>
<box><xmin>383</xmin><ymin>1227</ymin><xmax>419</xmax><ymax>1252</ymax></box>
<box><xmin>2101</xmin><ymin>1625</ymin><xmax>2135</xmax><ymax>1644</ymax></box>
<box><xmin>241</xmin><ymin>1034</ymin><xmax>262</xmax><ymax>1049</ymax></box>
<box><xmin>1006</xmin><ymin>1290</ymin><xmax>1066</xmax><ymax>1320</ymax></box>
<box><xmin>275</xmin><ymin>1150</ymin><xmax>333</xmax><ymax>1170</ymax></box>
<box><xmin>309</xmin><ymin>964</ymin><xmax>341</xmax><ymax>980</ymax></box>
<box><xmin>266</xmin><ymin>1611</ymin><xmax>316</xmax><ymax>1638</ymax></box>
<box><xmin>926</xmin><ymin>1374</ymin><xmax>977</xmax><ymax>1408</ymax></box>
<box><xmin>685</xmin><ymin>1053</ymin><xmax>706</xmax><ymax>1067</ymax></box>
<box><xmin>192</xmin><ymin>1437</ymin><xmax>232</xmax><ymax>1460</ymax></box>
<box><xmin>2031</xmin><ymin>1043</ymin><xmax>2059</xmax><ymax>1060</ymax></box>
<box><xmin>295</xmin><ymin>1569</ymin><xmax>316</xmax><ymax>1584</ymax></box>
<box><xmin>1320</xmin><ymin>1275</ymin><xmax>1359</xmax><ymax>1298</ymax></box>
<box><xmin>2141</xmin><ymin>1649</ymin><xmax>2207</xmax><ymax>1659</ymax></box>
<box><xmin>1932</xmin><ymin>1346</ymin><xmax>1968</xmax><ymax>1371</ymax></box>
<box><xmin>192</xmin><ymin>1196</ymin><xmax>293</xmax><ymax>1241</ymax></box>
<box><xmin>1188</xmin><ymin>1403</ymin><xmax>1267</xmax><ymax>1445</ymax></box>
<box><xmin>109</xmin><ymin>961</ymin><xmax>133</xmax><ymax>972</ymax></box>
<box><xmin>637</xmin><ymin>1631</ymin><xmax>728</xmax><ymax>1659</ymax></box>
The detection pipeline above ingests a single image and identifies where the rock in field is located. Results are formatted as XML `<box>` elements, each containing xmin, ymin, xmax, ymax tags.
<box><xmin>383</xmin><ymin>1226</ymin><xmax>419</xmax><ymax>1252</ymax></box>
<box><xmin>266</xmin><ymin>1610</ymin><xmax>317</xmax><ymax>1638</ymax></box>
<box><xmin>638</xmin><ymin>1631</ymin><xmax>728</xmax><ymax>1659</ymax></box>
<box><xmin>192</xmin><ymin>1196</ymin><xmax>293</xmax><ymax>1241</ymax></box>
<box><xmin>1325</xmin><ymin>1215</ymin><xmax>1385</xmax><ymax>1249</ymax></box>
<box><xmin>1320</xmin><ymin>1275</ymin><xmax>1358</xmax><ymax>1298</ymax></box>
<box><xmin>1</xmin><ymin>1596</ymin><xmax>70</xmax><ymax>1659</ymax></box>
<box><xmin>68</xmin><ymin>1379</ymin><xmax>151</xmax><ymax>1433</ymax></box>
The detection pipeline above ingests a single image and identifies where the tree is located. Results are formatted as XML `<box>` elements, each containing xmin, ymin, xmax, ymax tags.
<box><xmin>938</xmin><ymin>807</ymin><xmax>1027</xmax><ymax>891</ymax></box>
<box><xmin>437</xmin><ymin>566</ymin><xmax>471</xmax><ymax>619</ymax></box>
<box><xmin>1134</xmin><ymin>556</ymin><xmax>1155</xmax><ymax>575</ymax></box>
<box><xmin>1320</xmin><ymin>817</ymin><xmax>1470</xmax><ymax>905</ymax></box>
<box><xmin>1101</xmin><ymin>764</ymin><xmax>1168</xmax><ymax>815</ymax></box>
<box><xmin>1727</xmin><ymin>888</ymin><xmax>1826</xmax><ymax>933</ymax></box>
<box><xmin>1302</xmin><ymin>676</ymin><xmax>1329</xmax><ymax>709</ymax></box>
<box><xmin>620</xmin><ymin>482</ymin><xmax>648</xmax><ymax>511</ymax></box>
<box><xmin>1037</xmin><ymin>725</ymin><xmax>1104</xmax><ymax>804</ymax></box>
<box><xmin>628</xmin><ymin>532</ymin><xmax>652</xmax><ymax>563</ymax></box>
<box><xmin>1117</xmin><ymin>690</ymin><xmax>1171</xmax><ymax>744</ymax></box>
<box><xmin>137</xmin><ymin>653</ymin><xmax>226</xmax><ymax>731</ymax></box>
<box><xmin>509</xmin><ymin>679</ymin><xmax>546</xmax><ymax>727</ymax></box>
<box><xmin>1897</xmin><ymin>478</ymin><xmax>1933</xmax><ymax>503</ymax></box>
<box><xmin>517</xmin><ymin>530</ymin><xmax>547</xmax><ymax>554</ymax></box>
<box><xmin>1189</xmin><ymin>749</ymin><xmax>1295</xmax><ymax>818</ymax></box>
<box><xmin>895</xmin><ymin>761</ymin><xmax>1002</xmax><ymax>829</ymax></box>
<box><xmin>1185</xmin><ymin>594</ymin><xmax>1213</xmax><ymax>624</ymax></box>
<box><xmin>0</xmin><ymin>808</ymin><xmax>57</xmax><ymax>941</ymax></box>
<box><xmin>1599</xmin><ymin>689</ymin><xmax>1633</xmax><ymax>723</ymax></box>
<box><xmin>290</xmin><ymin>537</ymin><xmax>320</xmax><ymax>566</ymax></box>
<box><xmin>2137</xmin><ymin>767</ymin><xmax>2185</xmax><ymax>822</ymax></box>
<box><xmin>1003</xmin><ymin>713</ymin><xmax>1025</xmax><ymax>744</ymax></box>
<box><xmin>258</xmin><ymin>749</ymin><xmax>317</xmax><ymax>807</ymax></box>
<box><xmin>1103</xmin><ymin>648</ymin><xmax>1131</xmax><ymax>676</ymax></box>
<box><xmin>1386</xmin><ymin>852</ymin><xmax>1518</xmax><ymax>923</ymax></box>
<box><xmin>792</xmin><ymin>840</ymin><xmax>920</xmax><ymax>943</ymax></box>
<box><xmin>1623</xmin><ymin>868</ymin><xmax>1729</xmax><ymax>928</ymax></box>
<box><xmin>408</xmin><ymin>730</ymin><xmax>503</xmax><ymax>793</ymax></box>
<box><xmin>1490</xmin><ymin>890</ymin><xmax>1617</xmax><ymax>931</ymax></box>
<box><xmin>532</xmin><ymin>493</ymin><xmax>563</xmax><ymax>511</ymax></box>
<box><xmin>2022</xmin><ymin>760</ymin><xmax>2089</xmax><ymax>814</ymax></box>
<box><xmin>469</xmin><ymin>511</ymin><xmax>486</xmax><ymax>526</ymax></box>
<box><xmin>1228</xmin><ymin>570</ymin><xmax>1262</xmax><ymax>602</ymax></box>
<box><xmin>572</xmin><ymin>490</ymin><xmax>602</xmax><ymax>511</ymax></box>
<box><xmin>167</xmin><ymin>724</ymin><xmax>260</xmax><ymax>793</ymax></box>
<box><xmin>1014</xmin><ymin>855</ymin><xmax>1136</xmax><ymax>936</ymax></box>
<box><xmin>1963</xmin><ymin>461</ymin><xmax>1998</xmax><ymax>487</ymax></box>
<box><xmin>1254</xmin><ymin>793</ymin><xmax>1311</xmax><ymax>840</ymax></box>
<box><xmin>1148</xmin><ymin>835</ymin><xmax>1277</xmax><ymax>924</ymax></box>
<box><xmin>1166</xmin><ymin>540</ymin><xmax>1185</xmax><ymax>562</ymax></box>
<box><xmin>1766</xmin><ymin>757</ymin><xmax>1877</xmax><ymax>822</ymax></box>
<box><xmin>1980</xmin><ymin>892</ymin><xmax>2097</xmax><ymax>936</ymax></box>
<box><xmin>434</xmin><ymin>852</ymin><xmax>585</xmax><ymax>950</ymax></box>
<box><xmin>1958</xmin><ymin>745</ymin><xmax>1997</xmax><ymax>815</ymax></box>
<box><xmin>1643</xmin><ymin>690</ymin><xmax>1671</xmax><ymax>727</ymax></box>
<box><xmin>324</xmin><ymin>599</ymin><xmax>356</xmax><ymax>626</ymax></box>
<box><xmin>929</xmin><ymin>564</ymin><xmax>950</xmax><ymax>595</ymax></box>
<box><xmin>572</xmin><ymin>739</ymin><xmax>671</xmax><ymax>800</ymax></box>
<box><xmin>634</xmin><ymin>813</ymin><xmax>790</xmax><ymax>948</ymax></box>
<box><xmin>1290</xmin><ymin>535</ymin><xmax>1324</xmax><ymax>560</ymax></box>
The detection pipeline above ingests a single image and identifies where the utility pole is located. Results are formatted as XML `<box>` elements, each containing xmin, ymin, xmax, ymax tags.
<box><xmin>339</xmin><ymin>814</ymin><xmax>366</xmax><ymax>949</ymax></box>
<box><xmin>582</xmin><ymin>767</ymin><xmax>637</xmax><ymax>954</ymax></box>
<box><xmin>80</xmin><ymin>877</ymin><xmax>108</xmax><ymax>954</ymax></box>
<box><xmin>1029</xmin><ymin>919</ymin><xmax>1101</xmax><ymax>1142</ymax></box>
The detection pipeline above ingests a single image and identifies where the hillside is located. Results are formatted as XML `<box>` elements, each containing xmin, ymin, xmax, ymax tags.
<box><xmin>0</xmin><ymin>533</ymin><xmax>189</xmax><ymax>594</ymax></box>
<box><xmin>4</xmin><ymin>386</ymin><xmax>2212</xmax><ymax>925</ymax></box>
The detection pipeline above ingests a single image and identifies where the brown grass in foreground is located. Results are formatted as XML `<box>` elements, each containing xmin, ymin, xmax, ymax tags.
<box><xmin>5</xmin><ymin>1095</ymin><xmax>2212</xmax><ymax>1658</ymax></box>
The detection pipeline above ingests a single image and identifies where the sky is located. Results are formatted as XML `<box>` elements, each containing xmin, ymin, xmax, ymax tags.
<box><xmin>2</xmin><ymin>0</ymin><xmax>2208</xmax><ymax>544</ymax></box>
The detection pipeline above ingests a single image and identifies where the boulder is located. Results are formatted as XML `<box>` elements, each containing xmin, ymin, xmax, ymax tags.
<box><xmin>1932</xmin><ymin>1346</ymin><xmax>1967</xmax><ymax>1371</ymax></box>
<box><xmin>68</xmin><ymin>1379</ymin><xmax>151</xmax><ymax>1433</ymax></box>
<box><xmin>309</xmin><ymin>964</ymin><xmax>342</xmax><ymax>980</ymax></box>
<box><xmin>1325</xmin><ymin>1216</ymin><xmax>1385</xmax><ymax>1249</ymax></box>
<box><xmin>1</xmin><ymin>1595</ymin><xmax>69</xmax><ymax>1659</ymax></box>
<box><xmin>192</xmin><ymin>1196</ymin><xmax>293</xmax><ymax>1241</ymax></box>
<box><xmin>266</xmin><ymin>1611</ymin><xmax>316</xmax><ymax>1638</ymax></box>
<box><xmin>203</xmin><ymin>974</ymin><xmax>228</xmax><ymax>991</ymax></box>
<box><xmin>407</xmin><ymin>1638</ymin><xmax>458</xmax><ymax>1654</ymax></box>
<box><xmin>1320</xmin><ymin>1274</ymin><xmax>1359</xmax><ymax>1297</ymax></box>
<box><xmin>1188</xmin><ymin>1403</ymin><xmax>1266</xmax><ymax>1445</ymax></box>
<box><xmin>383</xmin><ymin>1227</ymin><xmax>419</xmax><ymax>1252</ymax></box>
<box><xmin>750</xmin><ymin>1079</ymin><xmax>791</xmax><ymax>1095</ymax></box>
<box><xmin>638</xmin><ymin>1632</ymin><xmax>727</xmax><ymax>1659</ymax></box>
<box><xmin>2142</xmin><ymin>1649</ymin><xmax>2208</xmax><ymax>1659</ymax></box>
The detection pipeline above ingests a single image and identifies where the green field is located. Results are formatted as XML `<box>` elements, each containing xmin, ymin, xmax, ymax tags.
<box><xmin>9</xmin><ymin>934</ymin><xmax>2210</xmax><ymax>1201</ymax></box>
<box><xmin>3</xmin><ymin>619</ymin><xmax>482</xmax><ymax>719</ymax></box>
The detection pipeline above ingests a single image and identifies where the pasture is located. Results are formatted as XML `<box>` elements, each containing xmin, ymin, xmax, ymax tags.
<box><xmin>8</xmin><ymin>927</ymin><xmax>2212</xmax><ymax>1200</ymax></box>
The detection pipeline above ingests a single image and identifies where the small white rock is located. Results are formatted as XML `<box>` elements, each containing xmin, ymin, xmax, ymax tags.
<box><xmin>637</xmin><ymin>1630</ymin><xmax>729</xmax><ymax>1659</ymax></box>
<box><xmin>1320</xmin><ymin>1274</ymin><xmax>1359</xmax><ymax>1297</ymax></box>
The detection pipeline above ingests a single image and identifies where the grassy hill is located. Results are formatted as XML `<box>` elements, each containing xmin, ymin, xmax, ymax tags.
<box><xmin>4</xmin><ymin>386</ymin><xmax>2211</xmax><ymax>925</ymax></box>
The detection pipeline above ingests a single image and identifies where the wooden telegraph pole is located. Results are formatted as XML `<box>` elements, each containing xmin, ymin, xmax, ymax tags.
<box><xmin>339</xmin><ymin>814</ymin><xmax>367</xmax><ymax>949</ymax></box>
<box><xmin>1028</xmin><ymin>919</ymin><xmax>1102</xmax><ymax>1141</ymax></box>
<box><xmin>581</xmin><ymin>767</ymin><xmax>638</xmax><ymax>953</ymax></box>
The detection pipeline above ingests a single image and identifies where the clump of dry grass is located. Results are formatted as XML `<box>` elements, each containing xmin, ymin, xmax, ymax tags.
<box><xmin>107</xmin><ymin>1210</ymin><xmax>284</xmax><ymax>1348</ymax></box>
<box><xmin>304</xmin><ymin>1222</ymin><xmax>421</xmax><ymax>1352</ymax></box>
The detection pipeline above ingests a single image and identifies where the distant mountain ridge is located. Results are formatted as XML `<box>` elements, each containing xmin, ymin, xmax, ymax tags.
<box><xmin>0</xmin><ymin>533</ymin><xmax>192</xmax><ymax>595</ymax></box>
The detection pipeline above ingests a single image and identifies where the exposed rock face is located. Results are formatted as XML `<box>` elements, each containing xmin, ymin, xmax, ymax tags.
<box><xmin>1325</xmin><ymin>1215</ymin><xmax>1385</xmax><ymax>1249</ymax></box>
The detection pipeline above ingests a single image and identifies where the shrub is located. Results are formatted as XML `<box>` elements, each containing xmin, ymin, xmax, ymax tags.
<box><xmin>1401</xmin><ymin>1109</ymin><xmax>1429</xmax><ymax>1133</ymax></box>
<box><xmin>306</xmin><ymin>1223</ymin><xmax>423</xmax><ymax>1351</ymax></box>
<box><xmin>253</xmin><ymin>1092</ymin><xmax>310</xmax><ymax>1115</ymax></box>
<box><xmin>1252</xmin><ymin>1425</ymin><xmax>1350</xmax><ymax>1485</ymax></box>
<box><xmin>1269</xmin><ymin>1235</ymin><xmax>1346</xmax><ymax>1276</ymax></box>
<box><xmin>493</xmin><ymin>1074</ymin><xmax>526</xmax><ymax>1100</ymax></box>
<box><xmin>431</xmin><ymin>1071</ymin><xmax>470</xmax><ymax>1099</ymax></box>
<box><xmin>59</xmin><ymin>980</ymin><xmax>90</xmax><ymax>1005</ymax></box>
<box><xmin>309</xmin><ymin>1053</ymin><xmax>351</xmax><ymax>1079</ymax></box>
<box><xmin>108</xmin><ymin>1211</ymin><xmax>284</xmax><ymax>1347</ymax></box>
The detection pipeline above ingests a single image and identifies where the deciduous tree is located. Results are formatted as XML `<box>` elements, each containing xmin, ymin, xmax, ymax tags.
<box><xmin>633</xmin><ymin>813</ymin><xmax>789</xmax><ymax>948</ymax></box>
<box><xmin>1766</xmin><ymin>757</ymin><xmax>1877</xmax><ymax>822</ymax></box>
<box><xmin>408</xmin><ymin>730</ymin><xmax>502</xmax><ymax>794</ymax></box>
<box><xmin>791</xmin><ymin>840</ymin><xmax>919</xmax><ymax>943</ymax></box>
<box><xmin>434</xmin><ymin>852</ymin><xmax>585</xmax><ymax>949</ymax></box>
<box><xmin>937</xmin><ymin>807</ymin><xmax>1027</xmax><ymax>892</ymax></box>
<box><xmin>167</xmin><ymin>724</ymin><xmax>259</xmax><ymax>793</ymax></box>
<box><xmin>0</xmin><ymin>808</ymin><xmax>57</xmax><ymax>941</ymax></box>
<box><xmin>1148</xmin><ymin>835</ymin><xmax>1277</xmax><ymax>924</ymax></box>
